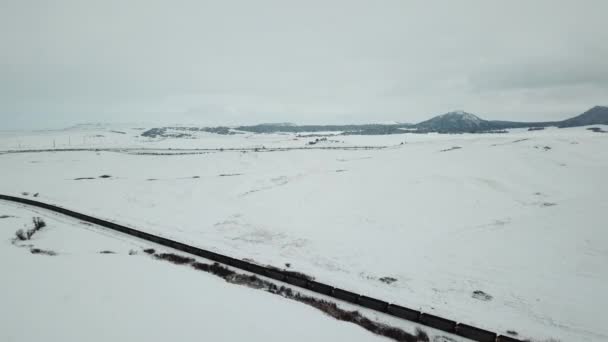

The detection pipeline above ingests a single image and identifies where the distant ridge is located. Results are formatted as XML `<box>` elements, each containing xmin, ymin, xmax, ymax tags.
<box><xmin>413</xmin><ymin>106</ymin><xmax>607</xmax><ymax>133</ymax></box>
<box><xmin>558</xmin><ymin>106</ymin><xmax>608</xmax><ymax>127</ymax></box>
<box><xmin>140</xmin><ymin>106</ymin><xmax>608</xmax><ymax>136</ymax></box>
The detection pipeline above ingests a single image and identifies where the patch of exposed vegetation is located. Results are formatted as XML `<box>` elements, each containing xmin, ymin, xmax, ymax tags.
<box><xmin>440</xmin><ymin>146</ymin><xmax>462</xmax><ymax>152</ymax></box>
<box><xmin>147</xmin><ymin>251</ymin><xmax>428</xmax><ymax>342</ymax></box>
<box><xmin>379</xmin><ymin>276</ymin><xmax>398</xmax><ymax>284</ymax></box>
<box><xmin>587</xmin><ymin>127</ymin><xmax>607</xmax><ymax>133</ymax></box>
<box><xmin>154</xmin><ymin>252</ymin><xmax>195</xmax><ymax>265</ymax></box>
<box><xmin>30</xmin><ymin>248</ymin><xmax>57</xmax><ymax>256</ymax></box>
<box><xmin>15</xmin><ymin>217</ymin><xmax>47</xmax><ymax>241</ymax></box>
<box><xmin>472</xmin><ymin>290</ymin><xmax>493</xmax><ymax>301</ymax></box>
<box><xmin>267</xmin><ymin>265</ymin><xmax>315</xmax><ymax>281</ymax></box>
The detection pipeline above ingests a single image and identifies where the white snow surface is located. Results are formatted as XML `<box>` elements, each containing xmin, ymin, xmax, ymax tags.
<box><xmin>1</xmin><ymin>202</ymin><xmax>447</xmax><ymax>342</ymax></box>
<box><xmin>1</xmin><ymin>125</ymin><xmax>607</xmax><ymax>342</ymax></box>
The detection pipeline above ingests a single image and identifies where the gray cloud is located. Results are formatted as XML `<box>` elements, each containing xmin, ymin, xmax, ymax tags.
<box><xmin>1</xmin><ymin>0</ymin><xmax>607</xmax><ymax>129</ymax></box>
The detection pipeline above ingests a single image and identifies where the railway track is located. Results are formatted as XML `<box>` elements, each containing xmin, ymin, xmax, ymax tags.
<box><xmin>0</xmin><ymin>194</ymin><xmax>521</xmax><ymax>342</ymax></box>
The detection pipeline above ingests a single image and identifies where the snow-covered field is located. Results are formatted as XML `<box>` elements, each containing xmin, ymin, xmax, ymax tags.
<box><xmin>1</xmin><ymin>125</ymin><xmax>607</xmax><ymax>342</ymax></box>
<box><xmin>2</xmin><ymin>203</ymin><xmax>440</xmax><ymax>342</ymax></box>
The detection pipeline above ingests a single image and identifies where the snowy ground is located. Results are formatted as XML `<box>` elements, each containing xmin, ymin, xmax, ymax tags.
<box><xmin>1</xmin><ymin>125</ymin><xmax>607</xmax><ymax>342</ymax></box>
<box><xmin>1</xmin><ymin>202</ymin><xmax>457</xmax><ymax>342</ymax></box>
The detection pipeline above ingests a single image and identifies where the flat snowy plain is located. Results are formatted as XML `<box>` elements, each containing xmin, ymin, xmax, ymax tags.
<box><xmin>1</xmin><ymin>125</ymin><xmax>606</xmax><ymax>342</ymax></box>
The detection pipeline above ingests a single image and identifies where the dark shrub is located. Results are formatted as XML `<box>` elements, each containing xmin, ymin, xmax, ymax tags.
<box><xmin>155</xmin><ymin>253</ymin><xmax>195</xmax><ymax>265</ymax></box>
<box><xmin>380</xmin><ymin>276</ymin><xmax>398</xmax><ymax>284</ymax></box>
<box><xmin>209</xmin><ymin>262</ymin><xmax>235</xmax><ymax>277</ymax></box>
<box><xmin>30</xmin><ymin>248</ymin><xmax>57</xmax><ymax>256</ymax></box>
<box><xmin>15</xmin><ymin>229</ymin><xmax>28</xmax><ymax>241</ymax></box>
<box><xmin>33</xmin><ymin>217</ymin><xmax>46</xmax><ymax>230</ymax></box>
<box><xmin>191</xmin><ymin>262</ymin><xmax>210</xmax><ymax>272</ymax></box>
<box><xmin>472</xmin><ymin>290</ymin><xmax>493</xmax><ymax>301</ymax></box>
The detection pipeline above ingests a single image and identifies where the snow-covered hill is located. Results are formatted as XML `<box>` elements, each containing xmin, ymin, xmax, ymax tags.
<box><xmin>415</xmin><ymin>111</ymin><xmax>487</xmax><ymax>131</ymax></box>
<box><xmin>559</xmin><ymin>106</ymin><xmax>608</xmax><ymax>127</ymax></box>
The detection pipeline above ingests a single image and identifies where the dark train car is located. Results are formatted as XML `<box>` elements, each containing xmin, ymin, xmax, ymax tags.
<box><xmin>387</xmin><ymin>304</ymin><xmax>421</xmax><ymax>322</ymax></box>
<box><xmin>285</xmin><ymin>275</ymin><xmax>308</xmax><ymax>288</ymax></box>
<box><xmin>307</xmin><ymin>281</ymin><xmax>334</xmax><ymax>296</ymax></box>
<box><xmin>332</xmin><ymin>288</ymin><xmax>360</xmax><ymax>304</ymax></box>
<box><xmin>419</xmin><ymin>313</ymin><xmax>457</xmax><ymax>333</ymax></box>
<box><xmin>456</xmin><ymin>323</ymin><xmax>497</xmax><ymax>342</ymax></box>
<box><xmin>359</xmin><ymin>295</ymin><xmax>388</xmax><ymax>312</ymax></box>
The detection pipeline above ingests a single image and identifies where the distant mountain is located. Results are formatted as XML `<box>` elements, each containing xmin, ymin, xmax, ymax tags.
<box><xmin>413</xmin><ymin>110</ymin><xmax>557</xmax><ymax>133</ymax></box>
<box><xmin>415</xmin><ymin>111</ymin><xmax>490</xmax><ymax>132</ymax></box>
<box><xmin>413</xmin><ymin>106</ymin><xmax>608</xmax><ymax>133</ymax></box>
<box><xmin>558</xmin><ymin>106</ymin><xmax>608</xmax><ymax>127</ymax></box>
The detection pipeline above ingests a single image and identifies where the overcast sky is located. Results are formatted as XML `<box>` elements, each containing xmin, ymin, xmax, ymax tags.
<box><xmin>1</xmin><ymin>0</ymin><xmax>607</xmax><ymax>129</ymax></box>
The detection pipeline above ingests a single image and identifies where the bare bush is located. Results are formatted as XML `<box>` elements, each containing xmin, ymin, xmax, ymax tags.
<box><xmin>30</xmin><ymin>248</ymin><xmax>57</xmax><ymax>256</ymax></box>
<box><xmin>472</xmin><ymin>290</ymin><xmax>493</xmax><ymax>301</ymax></box>
<box><xmin>380</xmin><ymin>276</ymin><xmax>398</xmax><ymax>284</ymax></box>
<box><xmin>15</xmin><ymin>229</ymin><xmax>28</xmax><ymax>241</ymax></box>
<box><xmin>155</xmin><ymin>252</ymin><xmax>195</xmax><ymax>265</ymax></box>
<box><xmin>32</xmin><ymin>217</ymin><xmax>46</xmax><ymax>230</ymax></box>
<box><xmin>14</xmin><ymin>217</ymin><xmax>47</xmax><ymax>242</ymax></box>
